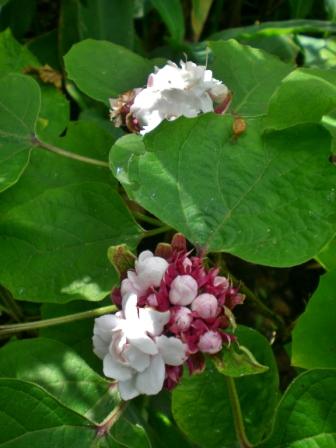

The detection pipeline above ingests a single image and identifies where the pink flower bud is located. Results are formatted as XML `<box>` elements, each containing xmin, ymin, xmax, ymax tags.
<box><xmin>172</xmin><ymin>306</ymin><xmax>193</xmax><ymax>331</ymax></box>
<box><xmin>191</xmin><ymin>293</ymin><xmax>218</xmax><ymax>319</ymax></box>
<box><xmin>198</xmin><ymin>331</ymin><xmax>222</xmax><ymax>354</ymax></box>
<box><xmin>169</xmin><ymin>275</ymin><xmax>198</xmax><ymax>305</ymax></box>
<box><xmin>147</xmin><ymin>293</ymin><xmax>158</xmax><ymax>307</ymax></box>
<box><xmin>214</xmin><ymin>276</ymin><xmax>229</xmax><ymax>289</ymax></box>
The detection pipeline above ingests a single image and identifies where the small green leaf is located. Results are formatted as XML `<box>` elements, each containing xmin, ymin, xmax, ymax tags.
<box><xmin>64</xmin><ymin>39</ymin><xmax>153</xmax><ymax>104</ymax></box>
<box><xmin>209</xmin><ymin>40</ymin><xmax>293</xmax><ymax>116</ymax></box>
<box><xmin>150</xmin><ymin>0</ymin><xmax>185</xmax><ymax>42</ymax></box>
<box><xmin>261</xmin><ymin>369</ymin><xmax>336</xmax><ymax>447</ymax></box>
<box><xmin>292</xmin><ymin>271</ymin><xmax>336</xmax><ymax>369</ymax></box>
<box><xmin>172</xmin><ymin>325</ymin><xmax>279</xmax><ymax>447</ymax></box>
<box><xmin>0</xmin><ymin>73</ymin><xmax>40</xmax><ymax>192</ymax></box>
<box><xmin>214</xmin><ymin>341</ymin><xmax>269</xmax><ymax>377</ymax></box>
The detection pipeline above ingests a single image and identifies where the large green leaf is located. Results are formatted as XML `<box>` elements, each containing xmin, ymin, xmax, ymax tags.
<box><xmin>0</xmin><ymin>379</ymin><xmax>97</xmax><ymax>447</ymax></box>
<box><xmin>289</xmin><ymin>0</ymin><xmax>314</xmax><ymax>18</ymax></box>
<box><xmin>150</xmin><ymin>0</ymin><xmax>185</xmax><ymax>42</ymax></box>
<box><xmin>0</xmin><ymin>337</ymin><xmax>118</xmax><ymax>422</ymax></box>
<box><xmin>264</xmin><ymin>68</ymin><xmax>336</xmax><ymax>130</ymax></box>
<box><xmin>37</xmin><ymin>86</ymin><xmax>69</xmax><ymax>140</ymax></box>
<box><xmin>292</xmin><ymin>271</ymin><xmax>336</xmax><ymax>369</ymax></box>
<box><xmin>0</xmin><ymin>121</ymin><xmax>142</xmax><ymax>303</ymax></box>
<box><xmin>261</xmin><ymin>369</ymin><xmax>336</xmax><ymax>447</ymax></box>
<box><xmin>110</xmin><ymin>114</ymin><xmax>336</xmax><ymax>267</ymax></box>
<box><xmin>209</xmin><ymin>40</ymin><xmax>293</xmax><ymax>116</ymax></box>
<box><xmin>172</xmin><ymin>326</ymin><xmax>279</xmax><ymax>447</ymax></box>
<box><xmin>0</xmin><ymin>28</ymin><xmax>39</xmax><ymax>77</ymax></box>
<box><xmin>64</xmin><ymin>39</ymin><xmax>153</xmax><ymax>104</ymax></box>
<box><xmin>316</xmin><ymin>237</ymin><xmax>336</xmax><ymax>271</ymax></box>
<box><xmin>0</xmin><ymin>73</ymin><xmax>40</xmax><ymax>192</ymax></box>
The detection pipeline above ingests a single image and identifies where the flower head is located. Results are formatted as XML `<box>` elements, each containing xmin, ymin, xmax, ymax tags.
<box><xmin>93</xmin><ymin>234</ymin><xmax>244</xmax><ymax>400</ymax></box>
<box><xmin>110</xmin><ymin>60</ymin><xmax>231</xmax><ymax>135</ymax></box>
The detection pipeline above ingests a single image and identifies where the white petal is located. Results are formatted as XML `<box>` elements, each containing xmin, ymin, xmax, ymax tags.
<box><xmin>123</xmin><ymin>345</ymin><xmax>151</xmax><ymax>372</ymax></box>
<box><xmin>103</xmin><ymin>354</ymin><xmax>133</xmax><ymax>381</ymax></box>
<box><xmin>122</xmin><ymin>293</ymin><xmax>139</xmax><ymax>321</ymax></box>
<box><xmin>92</xmin><ymin>334</ymin><xmax>109</xmax><ymax>359</ymax></box>
<box><xmin>135</xmin><ymin>354</ymin><xmax>165</xmax><ymax>395</ymax></box>
<box><xmin>126</xmin><ymin>327</ymin><xmax>158</xmax><ymax>355</ymax></box>
<box><xmin>93</xmin><ymin>315</ymin><xmax>119</xmax><ymax>342</ymax></box>
<box><xmin>118</xmin><ymin>378</ymin><xmax>140</xmax><ymax>401</ymax></box>
<box><xmin>138</xmin><ymin>308</ymin><xmax>170</xmax><ymax>336</ymax></box>
<box><xmin>156</xmin><ymin>335</ymin><xmax>187</xmax><ymax>366</ymax></box>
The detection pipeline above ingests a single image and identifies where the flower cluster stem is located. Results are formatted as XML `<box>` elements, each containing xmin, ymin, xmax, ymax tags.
<box><xmin>0</xmin><ymin>304</ymin><xmax>117</xmax><ymax>336</ymax></box>
<box><xmin>226</xmin><ymin>376</ymin><xmax>253</xmax><ymax>448</ymax></box>
<box><xmin>143</xmin><ymin>225</ymin><xmax>172</xmax><ymax>238</ymax></box>
<box><xmin>32</xmin><ymin>135</ymin><xmax>110</xmax><ymax>168</ymax></box>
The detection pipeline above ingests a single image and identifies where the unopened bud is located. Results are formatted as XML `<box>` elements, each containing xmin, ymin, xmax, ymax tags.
<box><xmin>198</xmin><ymin>331</ymin><xmax>222</xmax><ymax>354</ymax></box>
<box><xmin>169</xmin><ymin>275</ymin><xmax>198</xmax><ymax>305</ymax></box>
<box><xmin>192</xmin><ymin>293</ymin><xmax>218</xmax><ymax>319</ymax></box>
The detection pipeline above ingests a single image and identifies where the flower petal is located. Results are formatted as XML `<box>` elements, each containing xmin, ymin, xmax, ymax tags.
<box><xmin>92</xmin><ymin>334</ymin><xmax>109</xmax><ymax>360</ymax></box>
<box><xmin>122</xmin><ymin>293</ymin><xmax>139</xmax><ymax>321</ymax></box>
<box><xmin>156</xmin><ymin>335</ymin><xmax>187</xmax><ymax>366</ymax></box>
<box><xmin>118</xmin><ymin>378</ymin><xmax>140</xmax><ymax>401</ymax></box>
<box><xmin>93</xmin><ymin>314</ymin><xmax>119</xmax><ymax>342</ymax></box>
<box><xmin>135</xmin><ymin>354</ymin><xmax>165</xmax><ymax>395</ymax></box>
<box><xmin>126</xmin><ymin>326</ymin><xmax>158</xmax><ymax>355</ymax></box>
<box><xmin>103</xmin><ymin>354</ymin><xmax>133</xmax><ymax>381</ymax></box>
<box><xmin>123</xmin><ymin>345</ymin><xmax>151</xmax><ymax>372</ymax></box>
<box><xmin>138</xmin><ymin>308</ymin><xmax>170</xmax><ymax>336</ymax></box>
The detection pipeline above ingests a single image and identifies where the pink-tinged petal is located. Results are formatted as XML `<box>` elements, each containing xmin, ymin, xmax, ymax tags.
<box><xmin>118</xmin><ymin>378</ymin><xmax>140</xmax><ymax>401</ymax></box>
<box><xmin>121</xmin><ymin>277</ymin><xmax>140</xmax><ymax>297</ymax></box>
<box><xmin>138</xmin><ymin>308</ymin><xmax>170</xmax><ymax>336</ymax></box>
<box><xmin>122</xmin><ymin>293</ymin><xmax>139</xmax><ymax>321</ymax></box>
<box><xmin>103</xmin><ymin>354</ymin><xmax>133</xmax><ymax>381</ymax></box>
<box><xmin>169</xmin><ymin>275</ymin><xmax>198</xmax><ymax>306</ymax></box>
<box><xmin>92</xmin><ymin>334</ymin><xmax>109</xmax><ymax>360</ymax></box>
<box><xmin>198</xmin><ymin>331</ymin><xmax>222</xmax><ymax>354</ymax></box>
<box><xmin>135</xmin><ymin>354</ymin><xmax>165</xmax><ymax>395</ymax></box>
<box><xmin>191</xmin><ymin>293</ymin><xmax>218</xmax><ymax>319</ymax></box>
<box><xmin>136</xmin><ymin>253</ymin><xmax>168</xmax><ymax>288</ymax></box>
<box><xmin>170</xmin><ymin>306</ymin><xmax>192</xmax><ymax>332</ymax></box>
<box><xmin>156</xmin><ymin>335</ymin><xmax>187</xmax><ymax>366</ymax></box>
<box><xmin>123</xmin><ymin>345</ymin><xmax>150</xmax><ymax>372</ymax></box>
<box><xmin>126</xmin><ymin>326</ymin><xmax>158</xmax><ymax>355</ymax></box>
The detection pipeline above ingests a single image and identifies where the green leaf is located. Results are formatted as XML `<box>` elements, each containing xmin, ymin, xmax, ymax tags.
<box><xmin>213</xmin><ymin>341</ymin><xmax>269</xmax><ymax>377</ymax></box>
<box><xmin>26</xmin><ymin>29</ymin><xmax>61</xmax><ymax>70</ymax></box>
<box><xmin>59</xmin><ymin>0</ymin><xmax>134</xmax><ymax>56</ymax></box>
<box><xmin>0</xmin><ymin>28</ymin><xmax>39</xmax><ymax>77</ymax></box>
<box><xmin>244</xmin><ymin>35</ymin><xmax>300</xmax><ymax>63</ymax></box>
<box><xmin>37</xmin><ymin>86</ymin><xmax>69</xmax><ymax>140</ymax></box>
<box><xmin>150</xmin><ymin>0</ymin><xmax>185</xmax><ymax>42</ymax></box>
<box><xmin>0</xmin><ymin>0</ymin><xmax>37</xmax><ymax>38</ymax></box>
<box><xmin>261</xmin><ymin>369</ymin><xmax>336</xmax><ymax>447</ymax></box>
<box><xmin>110</xmin><ymin>115</ymin><xmax>336</xmax><ymax>267</ymax></box>
<box><xmin>0</xmin><ymin>122</ymin><xmax>141</xmax><ymax>302</ymax></box>
<box><xmin>0</xmin><ymin>337</ymin><xmax>118</xmax><ymax>422</ymax></box>
<box><xmin>296</xmin><ymin>35</ymin><xmax>336</xmax><ymax>70</ymax></box>
<box><xmin>209</xmin><ymin>40</ymin><xmax>293</xmax><ymax>116</ymax></box>
<box><xmin>172</xmin><ymin>325</ymin><xmax>279</xmax><ymax>447</ymax></box>
<box><xmin>191</xmin><ymin>0</ymin><xmax>213</xmax><ymax>41</ymax></box>
<box><xmin>316</xmin><ymin>237</ymin><xmax>336</xmax><ymax>271</ymax></box>
<box><xmin>0</xmin><ymin>379</ymin><xmax>97</xmax><ymax>447</ymax></box>
<box><xmin>264</xmin><ymin>68</ymin><xmax>336</xmax><ymax>130</ymax></box>
<box><xmin>64</xmin><ymin>39</ymin><xmax>153</xmax><ymax>104</ymax></box>
<box><xmin>289</xmin><ymin>0</ymin><xmax>314</xmax><ymax>18</ymax></box>
<box><xmin>0</xmin><ymin>73</ymin><xmax>40</xmax><ymax>192</ymax></box>
<box><xmin>292</xmin><ymin>271</ymin><xmax>336</xmax><ymax>369</ymax></box>
<box><xmin>325</xmin><ymin>0</ymin><xmax>336</xmax><ymax>22</ymax></box>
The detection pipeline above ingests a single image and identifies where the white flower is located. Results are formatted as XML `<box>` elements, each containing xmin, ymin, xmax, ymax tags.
<box><xmin>93</xmin><ymin>293</ymin><xmax>187</xmax><ymax>400</ymax></box>
<box><xmin>130</xmin><ymin>60</ymin><xmax>230</xmax><ymax>134</ymax></box>
<box><xmin>121</xmin><ymin>250</ymin><xmax>169</xmax><ymax>297</ymax></box>
<box><xmin>169</xmin><ymin>274</ymin><xmax>198</xmax><ymax>306</ymax></box>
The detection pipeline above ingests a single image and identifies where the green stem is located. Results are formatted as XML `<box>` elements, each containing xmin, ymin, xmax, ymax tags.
<box><xmin>143</xmin><ymin>225</ymin><xmax>172</xmax><ymax>238</ymax></box>
<box><xmin>132</xmin><ymin>211</ymin><xmax>163</xmax><ymax>227</ymax></box>
<box><xmin>96</xmin><ymin>401</ymin><xmax>128</xmax><ymax>437</ymax></box>
<box><xmin>226</xmin><ymin>377</ymin><xmax>253</xmax><ymax>448</ymax></box>
<box><xmin>0</xmin><ymin>304</ymin><xmax>117</xmax><ymax>336</ymax></box>
<box><xmin>32</xmin><ymin>136</ymin><xmax>110</xmax><ymax>168</ymax></box>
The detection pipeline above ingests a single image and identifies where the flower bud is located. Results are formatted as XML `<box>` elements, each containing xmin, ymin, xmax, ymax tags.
<box><xmin>214</xmin><ymin>276</ymin><xmax>229</xmax><ymax>289</ymax></box>
<box><xmin>171</xmin><ymin>306</ymin><xmax>193</xmax><ymax>331</ymax></box>
<box><xmin>169</xmin><ymin>275</ymin><xmax>198</xmax><ymax>305</ymax></box>
<box><xmin>136</xmin><ymin>250</ymin><xmax>168</xmax><ymax>289</ymax></box>
<box><xmin>191</xmin><ymin>293</ymin><xmax>218</xmax><ymax>319</ymax></box>
<box><xmin>198</xmin><ymin>331</ymin><xmax>222</xmax><ymax>354</ymax></box>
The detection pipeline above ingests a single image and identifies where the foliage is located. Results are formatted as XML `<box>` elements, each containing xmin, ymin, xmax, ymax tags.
<box><xmin>0</xmin><ymin>1</ymin><xmax>336</xmax><ymax>447</ymax></box>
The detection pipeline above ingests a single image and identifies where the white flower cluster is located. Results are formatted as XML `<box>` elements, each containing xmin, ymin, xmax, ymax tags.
<box><xmin>110</xmin><ymin>60</ymin><xmax>230</xmax><ymax>135</ymax></box>
<box><xmin>93</xmin><ymin>251</ymin><xmax>187</xmax><ymax>400</ymax></box>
